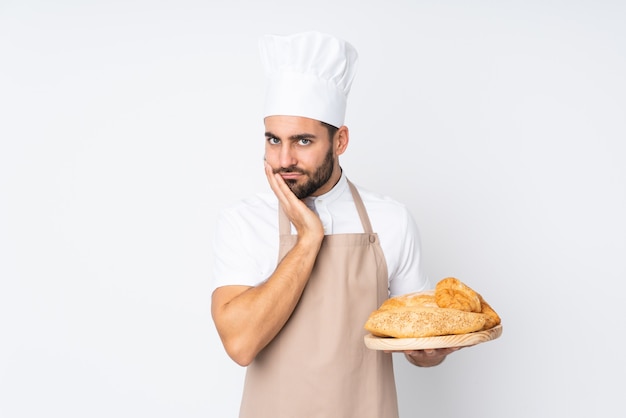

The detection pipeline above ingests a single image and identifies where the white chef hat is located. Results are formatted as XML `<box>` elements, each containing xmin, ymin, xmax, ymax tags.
<box><xmin>259</xmin><ymin>31</ymin><xmax>359</xmax><ymax>128</ymax></box>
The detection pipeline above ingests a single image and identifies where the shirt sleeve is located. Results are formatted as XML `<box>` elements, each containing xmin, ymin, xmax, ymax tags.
<box><xmin>387</xmin><ymin>208</ymin><xmax>432</xmax><ymax>297</ymax></box>
<box><xmin>210</xmin><ymin>208</ymin><xmax>268</xmax><ymax>292</ymax></box>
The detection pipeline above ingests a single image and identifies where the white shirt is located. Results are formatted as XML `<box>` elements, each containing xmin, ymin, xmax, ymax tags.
<box><xmin>211</xmin><ymin>173</ymin><xmax>430</xmax><ymax>297</ymax></box>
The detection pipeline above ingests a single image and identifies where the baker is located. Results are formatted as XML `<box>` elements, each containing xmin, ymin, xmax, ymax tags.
<box><xmin>210</xmin><ymin>31</ymin><xmax>460</xmax><ymax>418</ymax></box>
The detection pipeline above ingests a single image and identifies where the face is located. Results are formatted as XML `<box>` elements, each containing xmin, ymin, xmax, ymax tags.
<box><xmin>264</xmin><ymin>115</ymin><xmax>346</xmax><ymax>199</ymax></box>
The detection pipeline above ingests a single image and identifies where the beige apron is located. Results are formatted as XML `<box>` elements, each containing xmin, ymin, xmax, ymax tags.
<box><xmin>239</xmin><ymin>180</ymin><xmax>399</xmax><ymax>418</ymax></box>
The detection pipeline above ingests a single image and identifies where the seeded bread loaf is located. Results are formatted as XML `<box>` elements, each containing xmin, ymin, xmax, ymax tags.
<box><xmin>364</xmin><ymin>306</ymin><xmax>486</xmax><ymax>338</ymax></box>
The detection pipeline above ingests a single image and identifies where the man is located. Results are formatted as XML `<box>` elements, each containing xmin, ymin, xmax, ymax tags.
<box><xmin>211</xmin><ymin>31</ymin><xmax>459</xmax><ymax>418</ymax></box>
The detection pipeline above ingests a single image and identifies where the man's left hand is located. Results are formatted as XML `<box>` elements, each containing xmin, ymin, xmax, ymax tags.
<box><xmin>385</xmin><ymin>347</ymin><xmax>463</xmax><ymax>367</ymax></box>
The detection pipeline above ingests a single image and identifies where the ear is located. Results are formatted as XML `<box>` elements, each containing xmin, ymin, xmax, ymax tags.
<box><xmin>335</xmin><ymin>126</ymin><xmax>349</xmax><ymax>156</ymax></box>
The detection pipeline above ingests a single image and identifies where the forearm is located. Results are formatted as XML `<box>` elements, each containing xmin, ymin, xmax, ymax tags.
<box><xmin>212</xmin><ymin>236</ymin><xmax>322</xmax><ymax>366</ymax></box>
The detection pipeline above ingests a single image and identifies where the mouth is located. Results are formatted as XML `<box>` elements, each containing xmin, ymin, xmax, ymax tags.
<box><xmin>275</xmin><ymin>168</ymin><xmax>305</xmax><ymax>181</ymax></box>
<box><xmin>279</xmin><ymin>173</ymin><xmax>302</xmax><ymax>181</ymax></box>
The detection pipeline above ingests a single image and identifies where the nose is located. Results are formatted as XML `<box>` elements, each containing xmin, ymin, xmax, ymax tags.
<box><xmin>278</xmin><ymin>144</ymin><xmax>297</xmax><ymax>168</ymax></box>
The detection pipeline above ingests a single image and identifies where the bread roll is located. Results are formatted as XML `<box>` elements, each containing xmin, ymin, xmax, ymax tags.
<box><xmin>435</xmin><ymin>277</ymin><xmax>482</xmax><ymax>313</ymax></box>
<box><xmin>364</xmin><ymin>306</ymin><xmax>487</xmax><ymax>338</ymax></box>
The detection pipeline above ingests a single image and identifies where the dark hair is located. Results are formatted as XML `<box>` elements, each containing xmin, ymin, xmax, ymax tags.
<box><xmin>320</xmin><ymin>121</ymin><xmax>339</xmax><ymax>141</ymax></box>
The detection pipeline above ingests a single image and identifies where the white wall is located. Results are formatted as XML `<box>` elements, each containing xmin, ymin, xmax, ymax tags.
<box><xmin>1</xmin><ymin>1</ymin><xmax>624</xmax><ymax>417</ymax></box>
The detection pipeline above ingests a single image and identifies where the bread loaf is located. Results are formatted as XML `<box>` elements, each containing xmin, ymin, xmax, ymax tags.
<box><xmin>378</xmin><ymin>290</ymin><xmax>437</xmax><ymax>311</ymax></box>
<box><xmin>364</xmin><ymin>306</ymin><xmax>487</xmax><ymax>338</ymax></box>
<box><xmin>477</xmin><ymin>293</ymin><xmax>501</xmax><ymax>330</ymax></box>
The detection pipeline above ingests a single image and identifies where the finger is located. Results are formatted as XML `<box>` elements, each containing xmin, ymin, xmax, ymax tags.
<box><xmin>264</xmin><ymin>161</ymin><xmax>279</xmax><ymax>191</ymax></box>
<box><xmin>406</xmin><ymin>349</ymin><xmax>435</xmax><ymax>355</ymax></box>
<box><xmin>264</xmin><ymin>162</ymin><xmax>290</xmax><ymax>204</ymax></box>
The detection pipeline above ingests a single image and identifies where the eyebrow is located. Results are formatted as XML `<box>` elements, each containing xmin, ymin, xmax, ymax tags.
<box><xmin>265</xmin><ymin>131</ymin><xmax>317</xmax><ymax>141</ymax></box>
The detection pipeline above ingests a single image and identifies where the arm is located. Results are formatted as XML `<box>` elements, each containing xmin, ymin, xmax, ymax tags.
<box><xmin>211</xmin><ymin>163</ymin><xmax>324</xmax><ymax>367</ymax></box>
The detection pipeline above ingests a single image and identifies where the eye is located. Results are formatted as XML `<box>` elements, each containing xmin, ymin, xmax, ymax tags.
<box><xmin>267</xmin><ymin>136</ymin><xmax>280</xmax><ymax>145</ymax></box>
<box><xmin>298</xmin><ymin>138</ymin><xmax>311</xmax><ymax>146</ymax></box>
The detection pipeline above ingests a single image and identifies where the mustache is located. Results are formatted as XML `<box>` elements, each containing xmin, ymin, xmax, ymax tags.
<box><xmin>273</xmin><ymin>166</ymin><xmax>307</xmax><ymax>175</ymax></box>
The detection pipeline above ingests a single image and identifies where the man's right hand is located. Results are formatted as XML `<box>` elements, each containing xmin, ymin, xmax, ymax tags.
<box><xmin>264</xmin><ymin>161</ymin><xmax>324</xmax><ymax>242</ymax></box>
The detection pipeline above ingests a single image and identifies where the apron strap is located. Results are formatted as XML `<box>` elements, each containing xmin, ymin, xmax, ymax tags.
<box><xmin>278</xmin><ymin>178</ymin><xmax>374</xmax><ymax>235</ymax></box>
<box><xmin>346</xmin><ymin>179</ymin><xmax>374</xmax><ymax>234</ymax></box>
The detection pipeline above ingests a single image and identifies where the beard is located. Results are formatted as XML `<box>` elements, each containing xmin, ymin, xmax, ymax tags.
<box><xmin>274</xmin><ymin>147</ymin><xmax>334</xmax><ymax>199</ymax></box>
